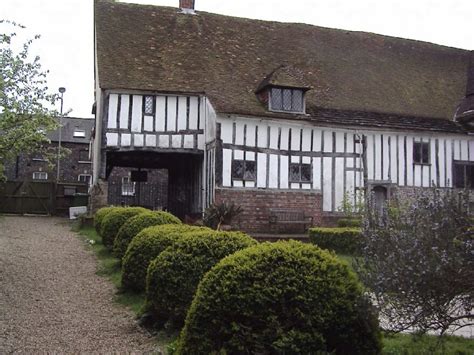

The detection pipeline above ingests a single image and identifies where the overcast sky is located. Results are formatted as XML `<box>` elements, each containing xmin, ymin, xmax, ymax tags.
<box><xmin>1</xmin><ymin>0</ymin><xmax>472</xmax><ymax>118</ymax></box>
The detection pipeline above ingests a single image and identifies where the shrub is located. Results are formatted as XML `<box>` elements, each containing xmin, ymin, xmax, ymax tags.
<box><xmin>203</xmin><ymin>202</ymin><xmax>242</xmax><ymax>230</ymax></box>
<box><xmin>113</xmin><ymin>210</ymin><xmax>181</xmax><ymax>260</ymax></box>
<box><xmin>309</xmin><ymin>227</ymin><xmax>362</xmax><ymax>255</ymax></box>
<box><xmin>337</xmin><ymin>218</ymin><xmax>362</xmax><ymax>228</ymax></box>
<box><xmin>146</xmin><ymin>230</ymin><xmax>256</xmax><ymax>327</ymax></box>
<box><xmin>177</xmin><ymin>241</ymin><xmax>381</xmax><ymax>354</ymax></box>
<box><xmin>94</xmin><ymin>206</ymin><xmax>122</xmax><ymax>235</ymax></box>
<box><xmin>121</xmin><ymin>224</ymin><xmax>206</xmax><ymax>292</ymax></box>
<box><xmin>100</xmin><ymin>206</ymin><xmax>148</xmax><ymax>249</ymax></box>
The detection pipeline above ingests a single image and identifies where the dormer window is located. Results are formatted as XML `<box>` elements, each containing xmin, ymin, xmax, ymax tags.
<box><xmin>269</xmin><ymin>87</ymin><xmax>305</xmax><ymax>113</ymax></box>
<box><xmin>73</xmin><ymin>129</ymin><xmax>86</xmax><ymax>138</ymax></box>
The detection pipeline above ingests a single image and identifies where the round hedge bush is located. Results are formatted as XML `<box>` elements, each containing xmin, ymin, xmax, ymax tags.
<box><xmin>121</xmin><ymin>224</ymin><xmax>208</xmax><ymax>292</ymax></box>
<box><xmin>146</xmin><ymin>231</ymin><xmax>257</xmax><ymax>327</ymax></box>
<box><xmin>177</xmin><ymin>240</ymin><xmax>381</xmax><ymax>354</ymax></box>
<box><xmin>99</xmin><ymin>206</ymin><xmax>148</xmax><ymax>249</ymax></box>
<box><xmin>94</xmin><ymin>206</ymin><xmax>122</xmax><ymax>235</ymax></box>
<box><xmin>113</xmin><ymin>210</ymin><xmax>181</xmax><ymax>260</ymax></box>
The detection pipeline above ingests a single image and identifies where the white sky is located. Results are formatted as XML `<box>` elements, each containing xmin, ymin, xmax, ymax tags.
<box><xmin>1</xmin><ymin>0</ymin><xmax>472</xmax><ymax>118</ymax></box>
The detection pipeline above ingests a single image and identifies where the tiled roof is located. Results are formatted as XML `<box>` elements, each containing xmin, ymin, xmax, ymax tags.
<box><xmin>95</xmin><ymin>1</ymin><xmax>471</xmax><ymax>130</ymax></box>
<box><xmin>48</xmin><ymin>117</ymin><xmax>94</xmax><ymax>143</ymax></box>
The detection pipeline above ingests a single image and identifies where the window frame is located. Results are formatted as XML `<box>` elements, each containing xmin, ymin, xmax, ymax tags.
<box><xmin>32</xmin><ymin>171</ymin><xmax>48</xmax><ymax>180</ymax></box>
<box><xmin>269</xmin><ymin>87</ymin><xmax>305</xmax><ymax>114</ymax></box>
<box><xmin>453</xmin><ymin>161</ymin><xmax>474</xmax><ymax>189</ymax></box>
<box><xmin>144</xmin><ymin>95</ymin><xmax>155</xmax><ymax>116</ymax></box>
<box><xmin>413</xmin><ymin>141</ymin><xmax>430</xmax><ymax>165</ymax></box>
<box><xmin>78</xmin><ymin>174</ymin><xmax>92</xmax><ymax>186</ymax></box>
<box><xmin>73</xmin><ymin>129</ymin><xmax>86</xmax><ymax>138</ymax></box>
<box><xmin>78</xmin><ymin>149</ymin><xmax>90</xmax><ymax>163</ymax></box>
<box><xmin>231</xmin><ymin>159</ymin><xmax>257</xmax><ymax>181</ymax></box>
<box><xmin>121</xmin><ymin>176</ymin><xmax>136</xmax><ymax>196</ymax></box>
<box><xmin>289</xmin><ymin>162</ymin><xmax>312</xmax><ymax>183</ymax></box>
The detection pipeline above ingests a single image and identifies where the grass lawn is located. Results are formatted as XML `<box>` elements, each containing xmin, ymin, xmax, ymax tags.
<box><xmin>382</xmin><ymin>333</ymin><xmax>474</xmax><ymax>354</ymax></box>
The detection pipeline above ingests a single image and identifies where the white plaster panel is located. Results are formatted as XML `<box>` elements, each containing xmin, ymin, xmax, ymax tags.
<box><xmin>269</xmin><ymin>125</ymin><xmax>279</xmax><ymax>149</ymax></box>
<box><xmin>469</xmin><ymin>140</ymin><xmax>474</xmax><ymax>161</ymax></box>
<box><xmin>346</xmin><ymin>134</ymin><xmax>354</xmax><ymax>154</ymax></box>
<box><xmin>171</xmin><ymin>135</ymin><xmax>182</xmax><ymax>148</ymax></box>
<box><xmin>257</xmin><ymin>153</ymin><xmax>267</xmax><ymax>188</ymax></box>
<box><xmin>184</xmin><ymin>135</ymin><xmax>194</xmax><ymax>149</ymax></box>
<box><xmin>383</xmin><ymin>135</ymin><xmax>390</xmax><ymax>181</ymax></box>
<box><xmin>313</xmin><ymin>129</ymin><xmax>322</xmax><ymax>152</ymax></box>
<box><xmin>197</xmin><ymin>134</ymin><xmax>205</xmax><ymax>150</ymax></box>
<box><xmin>335</xmin><ymin>131</ymin><xmax>344</xmax><ymax>153</ymax></box>
<box><xmin>302</xmin><ymin>156</ymin><xmax>311</xmax><ymax>164</ymax></box>
<box><xmin>389</xmin><ymin>135</ymin><xmax>398</xmax><ymax>183</ymax></box>
<box><xmin>268</xmin><ymin>154</ymin><xmax>278</xmax><ymax>188</ymax></box>
<box><xmin>155</xmin><ymin>96</ymin><xmax>166</xmax><ymax>131</ymax></box>
<box><xmin>121</xmin><ymin>133</ymin><xmax>131</xmax><ymax>146</ymax></box>
<box><xmin>453</xmin><ymin>139</ymin><xmax>460</xmax><ymax>160</ymax></box>
<box><xmin>119</xmin><ymin>94</ymin><xmax>130</xmax><ymax>129</ymax></box>
<box><xmin>346</xmin><ymin>171</ymin><xmax>355</xmax><ymax>201</ymax></box>
<box><xmin>422</xmin><ymin>165</ymin><xmax>430</xmax><ymax>187</ymax></box>
<box><xmin>446</xmin><ymin>139</ymin><xmax>453</xmax><ymax>187</ymax></box>
<box><xmin>145</xmin><ymin>135</ymin><xmax>156</xmax><ymax>147</ymax></box>
<box><xmin>439</xmin><ymin>139</ymin><xmax>446</xmax><ymax>187</ymax></box>
<box><xmin>280</xmin><ymin>155</ymin><xmax>289</xmax><ymax>189</ymax></box>
<box><xmin>301</xmin><ymin>183</ymin><xmax>311</xmax><ymax>190</ymax></box>
<box><xmin>414</xmin><ymin>165</ymin><xmax>422</xmax><ymax>187</ymax></box>
<box><xmin>188</xmin><ymin>96</ymin><xmax>199</xmax><ymax>130</ymax></box>
<box><xmin>245</xmin><ymin>123</ymin><xmax>256</xmax><ymax>147</ymax></box>
<box><xmin>235</xmin><ymin>121</ymin><xmax>244</xmax><ymax>145</ymax></box>
<box><xmin>158</xmin><ymin>135</ymin><xmax>170</xmax><ymax>148</ymax></box>
<box><xmin>222</xmin><ymin>149</ymin><xmax>232</xmax><ymax>187</ymax></box>
<box><xmin>335</xmin><ymin>158</ymin><xmax>344</xmax><ymax>210</ymax></box>
<box><xmin>280</xmin><ymin>126</ymin><xmax>290</xmax><ymax>150</ymax></box>
<box><xmin>302</xmin><ymin>129</ymin><xmax>312</xmax><ymax>152</ymax></box>
<box><xmin>397</xmin><ymin>136</ymin><xmax>405</xmax><ymax>186</ymax></box>
<box><xmin>220</xmin><ymin>119</ymin><xmax>233</xmax><ymax>144</ymax></box>
<box><xmin>430</xmin><ymin>139</ymin><xmax>436</xmax><ymax>186</ymax></box>
<box><xmin>167</xmin><ymin>96</ymin><xmax>177</xmax><ymax>132</ymax></box>
<box><xmin>346</xmin><ymin>158</ymin><xmax>354</xmax><ymax>168</ymax></box>
<box><xmin>460</xmin><ymin>140</ymin><xmax>468</xmax><ymax>160</ymax></box>
<box><xmin>374</xmin><ymin>134</ymin><xmax>382</xmax><ymax>180</ymax></box>
<box><xmin>290</xmin><ymin>128</ymin><xmax>301</xmax><ymax>151</ymax></box>
<box><xmin>290</xmin><ymin>155</ymin><xmax>299</xmax><ymax>163</ymax></box>
<box><xmin>234</xmin><ymin>150</ymin><xmax>244</xmax><ymax>160</ymax></box>
<box><xmin>107</xmin><ymin>94</ymin><xmax>118</xmax><ymax>129</ymax></box>
<box><xmin>244</xmin><ymin>181</ymin><xmax>256</xmax><ymax>188</ymax></box>
<box><xmin>366</xmin><ymin>134</ymin><xmax>374</xmax><ymax>180</ymax></box>
<box><xmin>406</xmin><ymin>136</ymin><xmax>414</xmax><ymax>186</ymax></box>
<box><xmin>177</xmin><ymin>96</ymin><xmax>187</xmax><ymax>131</ymax></box>
<box><xmin>131</xmin><ymin>95</ymin><xmax>142</xmax><ymax>132</ymax></box>
<box><xmin>233</xmin><ymin>180</ymin><xmax>243</xmax><ymax>187</ymax></box>
<box><xmin>323</xmin><ymin>157</ymin><xmax>332</xmax><ymax>211</ymax></box>
<box><xmin>323</xmin><ymin>130</ymin><xmax>332</xmax><ymax>152</ymax></box>
<box><xmin>134</xmin><ymin>134</ymin><xmax>144</xmax><ymax>147</ymax></box>
<box><xmin>312</xmin><ymin>157</ymin><xmax>321</xmax><ymax>190</ymax></box>
<box><xmin>246</xmin><ymin>151</ymin><xmax>256</xmax><ymax>161</ymax></box>
<box><xmin>290</xmin><ymin>183</ymin><xmax>300</xmax><ymax>189</ymax></box>
<box><xmin>106</xmin><ymin>132</ymin><xmax>118</xmax><ymax>146</ymax></box>
<box><xmin>257</xmin><ymin>123</ymin><xmax>268</xmax><ymax>148</ymax></box>
<box><xmin>144</xmin><ymin>115</ymin><xmax>153</xmax><ymax>132</ymax></box>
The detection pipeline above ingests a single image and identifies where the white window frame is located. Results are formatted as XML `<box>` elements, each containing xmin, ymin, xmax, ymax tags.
<box><xmin>73</xmin><ymin>129</ymin><xmax>86</xmax><ymax>138</ymax></box>
<box><xmin>32</xmin><ymin>171</ymin><xmax>48</xmax><ymax>180</ymax></box>
<box><xmin>78</xmin><ymin>174</ymin><xmax>92</xmax><ymax>185</ymax></box>
<box><xmin>121</xmin><ymin>176</ymin><xmax>136</xmax><ymax>196</ymax></box>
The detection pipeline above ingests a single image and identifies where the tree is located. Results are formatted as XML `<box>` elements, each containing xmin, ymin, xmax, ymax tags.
<box><xmin>0</xmin><ymin>20</ymin><xmax>60</xmax><ymax>179</ymax></box>
<box><xmin>357</xmin><ymin>189</ymin><xmax>473</xmax><ymax>336</ymax></box>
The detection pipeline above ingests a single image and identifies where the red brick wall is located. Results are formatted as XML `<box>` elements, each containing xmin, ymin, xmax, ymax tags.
<box><xmin>214</xmin><ymin>188</ymin><xmax>322</xmax><ymax>233</ymax></box>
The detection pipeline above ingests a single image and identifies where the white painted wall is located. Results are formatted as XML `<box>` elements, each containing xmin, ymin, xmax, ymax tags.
<box><xmin>217</xmin><ymin>114</ymin><xmax>474</xmax><ymax>212</ymax></box>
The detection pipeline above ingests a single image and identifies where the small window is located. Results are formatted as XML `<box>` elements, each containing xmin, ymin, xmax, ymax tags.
<box><xmin>413</xmin><ymin>142</ymin><xmax>430</xmax><ymax>164</ymax></box>
<box><xmin>289</xmin><ymin>162</ymin><xmax>312</xmax><ymax>183</ymax></box>
<box><xmin>32</xmin><ymin>154</ymin><xmax>47</xmax><ymax>162</ymax></box>
<box><xmin>122</xmin><ymin>176</ymin><xmax>136</xmax><ymax>196</ymax></box>
<box><xmin>232</xmin><ymin>159</ymin><xmax>256</xmax><ymax>181</ymax></box>
<box><xmin>32</xmin><ymin>171</ymin><xmax>48</xmax><ymax>180</ymax></box>
<box><xmin>78</xmin><ymin>174</ymin><xmax>92</xmax><ymax>185</ymax></box>
<box><xmin>144</xmin><ymin>95</ymin><xmax>155</xmax><ymax>115</ymax></box>
<box><xmin>73</xmin><ymin>129</ymin><xmax>86</xmax><ymax>138</ymax></box>
<box><xmin>79</xmin><ymin>150</ymin><xmax>90</xmax><ymax>162</ymax></box>
<box><xmin>270</xmin><ymin>88</ymin><xmax>304</xmax><ymax>113</ymax></box>
<box><xmin>453</xmin><ymin>162</ymin><xmax>474</xmax><ymax>188</ymax></box>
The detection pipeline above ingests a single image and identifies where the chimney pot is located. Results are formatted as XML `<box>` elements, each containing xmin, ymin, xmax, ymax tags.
<box><xmin>179</xmin><ymin>0</ymin><xmax>195</xmax><ymax>10</ymax></box>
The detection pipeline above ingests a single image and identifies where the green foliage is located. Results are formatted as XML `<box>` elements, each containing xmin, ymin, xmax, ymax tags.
<box><xmin>382</xmin><ymin>333</ymin><xmax>474</xmax><ymax>355</ymax></box>
<box><xmin>113</xmin><ymin>210</ymin><xmax>181</xmax><ymax>260</ymax></box>
<box><xmin>177</xmin><ymin>241</ymin><xmax>381</xmax><ymax>354</ymax></box>
<box><xmin>146</xmin><ymin>230</ymin><xmax>257</xmax><ymax>328</ymax></box>
<box><xmin>337</xmin><ymin>218</ymin><xmax>362</xmax><ymax>228</ymax></box>
<box><xmin>309</xmin><ymin>227</ymin><xmax>362</xmax><ymax>255</ymax></box>
<box><xmin>203</xmin><ymin>202</ymin><xmax>242</xmax><ymax>230</ymax></box>
<box><xmin>358</xmin><ymin>189</ymin><xmax>473</xmax><ymax>335</ymax></box>
<box><xmin>94</xmin><ymin>206</ymin><xmax>122</xmax><ymax>235</ymax></box>
<box><xmin>0</xmin><ymin>21</ymin><xmax>61</xmax><ymax>179</ymax></box>
<box><xmin>121</xmin><ymin>224</ymin><xmax>207</xmax><ymax>292</ymax></box>
<box><xmin>99</xmin><ymin>207</ymin><xmax>148</xmax><ymax>249</ymax></box>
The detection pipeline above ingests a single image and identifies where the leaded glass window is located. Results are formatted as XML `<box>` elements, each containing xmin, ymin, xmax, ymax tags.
<box><xmin>144</xmin><ymin>95</ymin><xmax>154</xmax><ymax>115</ymax></box>
<box><xmin>270</xmin><ymin>88</ymin><xmax>305</xmax><ymax>113</ymax></box>
<box><xmin>232</xmin><ymin>159</ymin><xmax>256</xmax><ymax>181</ymax></box>
<box><xmin>413</xmin><ymin>142</ymin><xmax>430</xmax><ymax>164</ymax></box>
<box><xmin>289</xmin><ymin>162</ymin><xmax>312</xmax><ymax>183</ymax></box>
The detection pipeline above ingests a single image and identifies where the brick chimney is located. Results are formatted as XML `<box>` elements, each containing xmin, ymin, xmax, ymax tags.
<box><xmin>179</xmin><ymin>0</ymin><xmax>195</xmax><ymax>13</ymax></box>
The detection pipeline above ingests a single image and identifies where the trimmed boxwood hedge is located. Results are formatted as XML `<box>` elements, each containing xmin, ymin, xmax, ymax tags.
<box><xmin>146</xmin><ymin>231</ymin><xmax>257</xmax><ymax>327</ymax></box>
<box><xmin>177</xmin><ymin>241</ymin><xmax>381</xmax><ymax>354</ymax></box>
<box><xmin>100</xmin><ymin>207</ymin><xmax>148</xmax><ymax>249</ymax></box>
<box><xmin>94</xmin><ymin>206</ymin><xmax>122</xmax><ymax>235</ymax></box>
<box><xmin>113</xmin><ymin>210</ymin><xmax>181</xmax><ymax>260</ymax></box>
<box><xmin>337</xmin><ymin>218</ymin><xmax>362</xmax><ymax>228</ymax></box>
<box><xmin>309</xmin><ymin>227</ymin><xmax>362</xmax><ymax>255</ymax></box>
<box><xmin>121</xmin><ymin>224</ymin><xmax>207</xmax><ymax>292</ymax></box>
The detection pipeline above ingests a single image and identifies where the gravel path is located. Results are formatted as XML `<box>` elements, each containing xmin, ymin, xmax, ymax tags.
<box><xmin>0</xmin><ymin>216</ymin><xmax>156</xmax><ymax>353</ymax></box>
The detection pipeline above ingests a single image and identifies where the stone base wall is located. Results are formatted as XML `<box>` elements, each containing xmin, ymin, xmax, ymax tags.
<box><xmin>214</xmin><ymin>188</ymin><xmax>323</xmax><ymax>234</ymax></box>
<box><xmin>89</xmin><ymin>179</ymin><xmax>108</xmax><ymax>214</ymax></box>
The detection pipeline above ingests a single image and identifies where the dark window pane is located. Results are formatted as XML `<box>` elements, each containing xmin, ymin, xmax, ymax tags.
<box><xmin>232</xmin><ymin>160</ymin><xmax>244</xmax><ymax>179</ymax></box>
<box><xmin>292</xmin><ymin>90</ymin><xmax>303</xmax><ymax>112</ymax></box>
<box><xmin>282</xmin><ymin>89</ymin><xmax>292</xmax><ymax>111</ymax></box>
<box><xmin>301</xmin><ymin>164</ymin><xmax>312</xmax><ymax>182</ymax></box>
<box><xmin>422</xmin><ymin>143</ymin><xmax>430</xmax><ymax>164</ymax></box>
<box><xmin>289</xmin><ymin>163</ymin><xmax>300</xmax><ymax>182</ymax></box>
<box><xmin>271</xmin><ymin>88</ymin><xmax>282</xmax><ymax>111</ymax></box>
<box><xmin>468</xmin><ymin>166</ymin><xmax>474</xmax><ymax>188</ymax></box>
<box><xmin>244</xmin><ymin>161</ymin><xmax>256</xmax><ymax>180</ymax></box>
<box><xmin>453</xmin><ymin>164</ymin><xmax>465</xmax><ymax>188</ymax></box>
<box><xmin>413</xmin><ymin>142</ymin><xmax>421</xmax><ymax>163</ymax></box>
<box><xmin>144</xmin><ymin>96</ymin><xmax>154</xmax><ymax>115</ymax></box>
<box><xmin>79</xmin><ymin>150</ymin><xmax>89</xmax><ymax>161</ymax></box>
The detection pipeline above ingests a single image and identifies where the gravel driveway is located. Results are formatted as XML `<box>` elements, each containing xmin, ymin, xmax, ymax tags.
<box><xmin>0</xmin><ymin>216</ymin><xmax>155</xmax><ymax>353</ymax></box>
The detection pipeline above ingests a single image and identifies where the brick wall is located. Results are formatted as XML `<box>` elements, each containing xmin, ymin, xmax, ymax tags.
<box><xmin>214</xmin><ymin>188</ymin><xmax>322</xmax><ymax>233</ymax></box>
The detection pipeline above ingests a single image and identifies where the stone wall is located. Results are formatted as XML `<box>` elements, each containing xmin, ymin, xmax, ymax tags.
<box><xmin>214</xmin><ymin>187</ymin><xmax>322</xmax><ymax>234</ymax></box>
